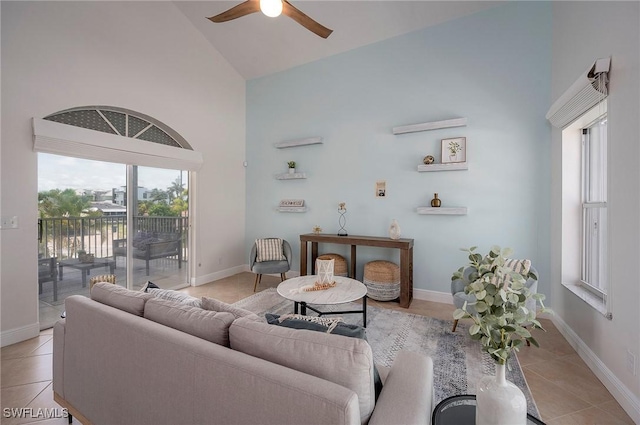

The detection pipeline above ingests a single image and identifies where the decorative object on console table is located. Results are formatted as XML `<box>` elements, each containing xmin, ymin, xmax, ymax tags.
<box><xmin>389</xmin><ymin>219</ymin><xmax>401</xmax><ymax>240</ymax></box>
<box><xmin>312</xmin><ymin>225</ymin><xmax>322</xmax><ymax>234</ymax></box>
<box><xmin>441</xmin><ymin>137</ymin><xmax>466</xmax><ymax>164</ymax></box>
<box><xmin>423</xmin><ymin>155</ymin><xmax>435</xmax><ymax>165</ymax></box>
<box><xmin>337</xmin><ymin>202</ymin><xmax>348</xmax><ymax>236</ymax></box>
<box><xmin>452</xmin><ymin>246</ymin><xmax>551</xmax><ymax>425</ymax></box>
<box><xmin>431</xmin><ymin>193</ymin><xmax>441</xmax><ymax>207</ymax></box>
<box><xmin>287</xmin><ymin>161</ymin><xmax>296</xmax><ymax>174</ymax></box>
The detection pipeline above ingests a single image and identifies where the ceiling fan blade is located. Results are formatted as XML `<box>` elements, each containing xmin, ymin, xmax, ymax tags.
<box><xmin>282</xmin><ymin>0</ymin><xmax>333</xmax><ymax>39</ymax></box>
<box><xmin>207</xmin><ymin>0</ymin><xmax>261</xmax><ymax>23</ymax></box>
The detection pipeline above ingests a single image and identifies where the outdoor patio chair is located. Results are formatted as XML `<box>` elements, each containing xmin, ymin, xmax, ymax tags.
<box><xmin>38</xmin><ymin>256</ymin><xmax>58</xmax><ymax>301</ymax></box>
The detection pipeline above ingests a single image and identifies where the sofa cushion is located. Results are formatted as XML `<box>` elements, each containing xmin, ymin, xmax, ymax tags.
<box><xmin>144</xmin><ymin>298</ymin><xmax>235</xmax><ymax>346</ymax></box>
<box><xmin>91</xmin><ymin>282</ymin><xmax>153</xmax><ymax>316</ymax></box>
<box><xmin>230</xmin><ymin>316</ymin><xmax>376</xmax><ymax>424</ymax></box>
<box><xmin>201</xmin><ymin>297</ymin><xmax>262</xmax><ymax>322</ymax></box>
<box><xmin>147</xmin><ymin>288</ymin><xmax>201</xmax><ymax>308</ymax></box>
<box><xmin>266</xmin><ymin>313</ymin><xmax>382</xmax><ymax>400</ymax></box>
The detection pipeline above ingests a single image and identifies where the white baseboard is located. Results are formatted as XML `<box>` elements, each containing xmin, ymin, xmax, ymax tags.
<box><xmin>413</xmin><ymin>288</ymin><xmax>453</xmax><ymax>304</ymax></box>
<box><xmin>191</xmin><ymin>265</ymin><xmax>249</xmax><ymax>286</ymax></box>
<box><xmin>190</xmin><ymin>266</ymin><xmax>301</xmax><ymax>286</ymax></box>
<box><xmin>551</xmin><ymin>314</ymin><xmax>640</xmax><ymax>424</ymax></box>
<box><xmin>1</xmin><ymin>322</ymin><xmax>40</xmax><ymax>348</ymax></box>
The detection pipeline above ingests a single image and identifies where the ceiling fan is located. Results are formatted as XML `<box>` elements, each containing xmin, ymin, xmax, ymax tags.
<box><xmin>207</xmin><ymin>0</ymin><xmax>333</xmax><ymax>39</ymax></box>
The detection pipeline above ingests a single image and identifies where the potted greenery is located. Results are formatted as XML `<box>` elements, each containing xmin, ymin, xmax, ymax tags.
<box><xmin>287</xmin><ymin>161</ymin><xmax>296</xmax><ymax>174</ymax></box>
<box><xmin>452</xmin><ymin>246</ymin><xmax>550</xmax><ymax>425</ymax></box>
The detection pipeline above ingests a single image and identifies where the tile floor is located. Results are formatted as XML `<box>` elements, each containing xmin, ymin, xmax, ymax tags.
<box><xmin>2</xmin><ymin>272</ymin><xmax>635</xmax><ymax>425</ymax></box>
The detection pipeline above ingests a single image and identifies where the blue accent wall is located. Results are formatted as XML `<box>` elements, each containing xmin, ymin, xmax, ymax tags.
<box><xmin>246</xmin><ymin>2</ymin><xmax>552</xmax><ymax>297</ymax></box>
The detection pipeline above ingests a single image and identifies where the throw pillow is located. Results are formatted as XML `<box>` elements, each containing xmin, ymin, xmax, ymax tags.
<box><xmin>147</xmin><ymin>287</ymin><xmax>202</xmax><ymax>308</ymax></box>
<box><xmin>201</xmin><ymin>297</ymin><xmax>262</xmax><ymax>322</ymax></box>
<box><xmin>265</xmin><ymin>313</ymin><xmax>381</xmax><ymax>400</ymax></box>
<box><xmin>140</xmin><ymin>281</ymin><xmax>160</xmax><ymax>292</ymax></box>
<box><xmin>490</xmin><ymin>259</ymin><xmax>532</xmax><ymax>286</ymax></box>
<box><xmin>255</xmin><ymin>238</ymin><xmax>286</xmax><ymax>262</ymax></box>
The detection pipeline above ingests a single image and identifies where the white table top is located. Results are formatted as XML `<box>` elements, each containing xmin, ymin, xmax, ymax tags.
<box><xmin>277</xmin><ymin>275</ymin><xmax>367</xmax><ymax>305</ymax></box>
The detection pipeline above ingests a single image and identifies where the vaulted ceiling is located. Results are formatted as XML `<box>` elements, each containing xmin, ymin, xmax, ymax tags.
<box><xmin>174</xmin><ymin>1</ymin><xmax>503</xmax><ymax>80</ymax></box>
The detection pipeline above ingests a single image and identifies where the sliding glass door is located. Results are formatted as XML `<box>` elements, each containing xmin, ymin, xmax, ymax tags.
<box><xmin>38</xmin><ymin>153</ymin><xmax>189</xmax><ymax>329</ymax></box>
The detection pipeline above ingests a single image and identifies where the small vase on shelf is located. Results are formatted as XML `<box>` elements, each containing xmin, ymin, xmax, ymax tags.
<box><xmin>476</xmin><ymin>363</ymin><xmax>527</xmax><ymax>425</ymax></box>
<box><xmin>389</xmin><ymin>219</ymin><xmax>401</xmax><ymax>240</ymax></box>
<box><xmin>430</xmin><ymin>193</ymin><xmax>441</xmax><ymax>207</ymax></box>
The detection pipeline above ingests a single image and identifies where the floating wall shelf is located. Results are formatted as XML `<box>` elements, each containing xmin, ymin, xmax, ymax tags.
<box><xmin>277</xmin><ymin>207</ymin><xmax>308</xmax><ymax>213</ymax></box>
<box><xmin>393</xmin><ymin>117</ymin><xmax>467</xmax><ymax>135</ymax></box>
<box><xmin>416</xmin><ymin>207</ymin><xmax>467</xmax><ymax>215</ymax></box>
<box><xmin>275</xmin><ymin>172</ymin><xmax>307</xmax><ymax>180</ymax></box>
<box><xmin>417</xmin><ymin>162</ymin><xmax>468</xmax><ymax>172</ymax></box>
<box><xmin>274</xmin><ymin>137</ymin><xmax>323</xmax><ymax>149</ymax></box>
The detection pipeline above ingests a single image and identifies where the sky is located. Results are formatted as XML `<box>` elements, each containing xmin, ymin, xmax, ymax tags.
<box><xmin>38</xmin><ymin>153</ymin><xmax>186</xmax><ymax>193</ymax></box>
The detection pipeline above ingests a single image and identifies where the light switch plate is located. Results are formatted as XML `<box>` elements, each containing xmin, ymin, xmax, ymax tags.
<box><xmin>0</xmin><ymin>216</ymin><xmax>19</xmax><ymax>229</ymax></box>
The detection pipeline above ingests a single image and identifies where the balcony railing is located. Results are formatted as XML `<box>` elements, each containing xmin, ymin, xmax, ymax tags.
<box><xmin>38</xmin><ymin>215</ymin><xmax>189</xmax><ymax>261</ymax></box>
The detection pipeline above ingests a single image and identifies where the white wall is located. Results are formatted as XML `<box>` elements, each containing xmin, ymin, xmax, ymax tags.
<box><xmin>550</xmin><ymin>2</ymin><xmax>640</xmax><ymax>421</ymax></box>
<box><xmin>0</xmin><ymin>1</ymin><xmax>246</xmax><ymax>345</ymax></box>
<box><xmin>246</xmin><ymin>2</ymin><xmax>552</xmax><ymax>298</ymax></box>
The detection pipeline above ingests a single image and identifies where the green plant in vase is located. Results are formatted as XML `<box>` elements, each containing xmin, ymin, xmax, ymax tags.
<box><xmin>287</xmin><ymin>161</ymin><xmax>296</xmax><ymax>174</ymax></box>
<box><xmin>451</xmin><ymin>246</ymin><xmax>552</xmax><ymax>424</ymax></box>
<box><xmin>452</xmin><ymin>246</ymin><xmax>550</xmax><ymax>364</ymax></box>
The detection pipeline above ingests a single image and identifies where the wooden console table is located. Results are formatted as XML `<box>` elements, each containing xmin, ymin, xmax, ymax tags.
<box><xmin>299</xmin><ymin>233</ymin><xmax>414</xmax><ymax>308</ymax></box>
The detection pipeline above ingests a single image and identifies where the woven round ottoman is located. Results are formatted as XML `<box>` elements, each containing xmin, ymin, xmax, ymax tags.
<box><xmin>363</xmin><ymin>260</ymin><xmax>400</xmax><ymax>301</ymax></box>
<box><xmin>316</xmin><ymin>253</ymin><xmax>348</xmax><ymax>277</ymax></box>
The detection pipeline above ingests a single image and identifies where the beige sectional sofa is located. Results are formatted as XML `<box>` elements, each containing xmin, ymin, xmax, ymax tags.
<box><xmin>53</xmin><ymin>283</ymin><xmax>434</xmax><ymax>425</ymax></box>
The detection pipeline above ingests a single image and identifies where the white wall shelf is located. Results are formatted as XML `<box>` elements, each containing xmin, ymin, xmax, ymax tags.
<box><xmin>277</xmin><ymin>207</ymin><xmax>308</xmax><ymax>213</ymax></box>
<box><xmin>416</xmin><ymin>207</ymin><xmax>467</xmax><ymax>215</ymax></box>
<box><xmin>275</xmin><ymin>172</ymin><xmax>307</xmax><ymax>180</ymax></box>
<box><xmin>274</xmin><ymin>137</ymin><xmax>323</xmax><ymax>149</ymax></box>
<box><xmin>417</xmin><ymin>162</ymin><xmax>468</xmax><ymax>172</ymax></box>
<box><xmin>393</xmin><ymin>117</ymin><xmax>467</xmax><ymax>135</ymax></box>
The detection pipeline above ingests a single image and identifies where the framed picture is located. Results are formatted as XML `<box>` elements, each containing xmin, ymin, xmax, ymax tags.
<box><xmin>441</xmin><ymin>137</ymin><xmax>467</xmax><ymax>163</ymax></box>
<box><xmin>376</xmin><ymin>181</ymin><xmax>386</xmax><ymax>197</ymax></box>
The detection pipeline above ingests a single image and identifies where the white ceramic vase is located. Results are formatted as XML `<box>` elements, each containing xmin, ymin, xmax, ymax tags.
<box><xmin>389</xmin><ymin>219</ymin><xmax>401</xmax><ymax>240</ymax></box>
<box><xmin>288</xmin><ymin>168</ymin><xmax>295</xmax><ymax>174</ymax></box>
<box><xmin>476</xmin><ymin>363</ymin><xmax>527</xmax><ymax>425</ymax></box>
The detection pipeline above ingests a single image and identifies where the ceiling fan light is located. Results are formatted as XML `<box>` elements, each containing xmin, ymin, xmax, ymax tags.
<box><xmin>260</xmin><ymin>0</ymin><xmax>282</xmax><ymax>18</ymax></box>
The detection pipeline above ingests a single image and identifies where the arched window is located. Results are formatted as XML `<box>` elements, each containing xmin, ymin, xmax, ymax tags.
<box><xmin>33</xmin><ymin>106</ymin><xmax>202</xmax><ymax>171</ymax></box>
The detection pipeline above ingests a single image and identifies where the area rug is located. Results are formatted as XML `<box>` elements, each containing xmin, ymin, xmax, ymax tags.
<box><xmin>234</xmin><ymin>288</ymin><xmax>541</xmax><ymax>419</ymax></box>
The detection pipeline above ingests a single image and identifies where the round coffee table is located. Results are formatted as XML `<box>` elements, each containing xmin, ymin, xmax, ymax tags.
<box><xmin>277</xmin><ymin>275</ymin><xmax>368</xmax><ymax>326</ymax></box>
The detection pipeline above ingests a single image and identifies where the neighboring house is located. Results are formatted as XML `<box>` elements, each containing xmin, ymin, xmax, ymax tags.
<box><xmin>0</xmin><ymin>1</ymin><xmax>638</xmax><ymax>422</ymax></box>
<box><xmin>112</xmin><ymin>186</ymin><xmax>152</xmax><ymax>206</ymax></box>
<box><xmin>88</xmin><ymin>202</ymin><xmax>126</xmax><ymax>217</ymax></box>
